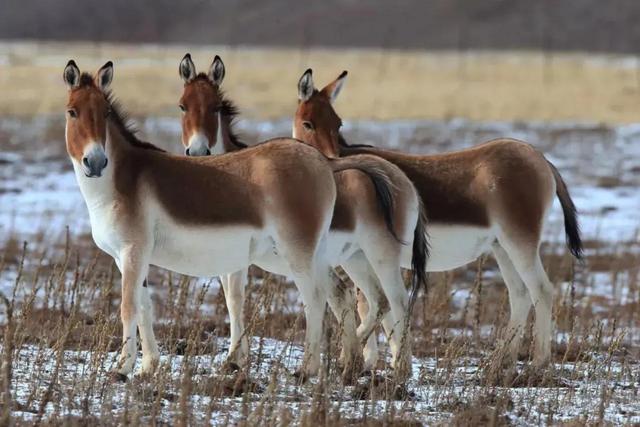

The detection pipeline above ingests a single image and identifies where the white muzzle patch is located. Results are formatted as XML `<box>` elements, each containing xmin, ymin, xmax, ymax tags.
<box><xmin>186</xmin><ymin>132</ymin><xmax>210</xmax><ymax>156</ymax></box>
<box><xmin>82</xmin><ymin>142</ymin><xmax>108</xmax><ymax>178</ymax></box>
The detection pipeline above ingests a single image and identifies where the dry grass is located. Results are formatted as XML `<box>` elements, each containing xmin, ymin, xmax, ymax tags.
<box><xmin>1</xmin><ymin>41</ymin><xmax>640</xmax><ymax>123</ymax></box>
<box><xmin>1</xmin><ymin>227</ymin><xmax>638</xmax><ymax>425</ymax></box>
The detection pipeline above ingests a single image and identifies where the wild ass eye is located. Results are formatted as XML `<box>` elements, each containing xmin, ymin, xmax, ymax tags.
<box><xmin>67</xmin><ymin>109</ymin><xmax>78</xmax><ymax>119</ymax></box>
<box><xmin>179</xmin><ymin>104</ymin><xmax>186</xmax><ymax>113</ymax></box>
<box><xmin>302</xmin><ymin>121</ymin><xmax>314</xmax><ymax>131</ymax></box>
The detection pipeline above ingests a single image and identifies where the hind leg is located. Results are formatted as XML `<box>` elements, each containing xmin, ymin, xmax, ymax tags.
<box><xmin>492</xmin><ymin>242</ymin><xmax>532</xmax><ymax>363</ymax></box>
<box><xmin>367</xmin><ymin>259</ymin><xmax>412</xmax><ymax>380</ymax></box>
<box><xmin>324</xmin><ymin>268</ymin><xmax>363</xmax><ymax>383</ymax></box>
<box><xmin>342</xmin><ymin>252</ymin><xmax>388</xmax><ymax>370</ymax></box>
<box><xmin>288</xmin><ymin>269</ymin><xmax>326</xmax><ymax>379</ymax></box>
<box><xmin>498</xmin><ymin>237</ymin><xmax>554</xmax><ymax>367</ymax></box>
<box><xmin>220</xmin><ymin>268</ymin><xmax>249</xmax><ymax>367</ymax></box>
<box><xmin>356</xmin><ymin>289</ymin><xmax>380</xmax><ymax>370</ymax></box>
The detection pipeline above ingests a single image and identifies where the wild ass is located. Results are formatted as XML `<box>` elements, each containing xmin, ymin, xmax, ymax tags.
<box><xmin>293</xmin><ymin>69</ymin><xmax>583</xmax><ymax>370</ymax></box>
<box><xmin>176</xmin><ymin>54</ymin><xmax>428</xmax><ymax>377</ymax></box>
<box><xmin>62</xmin><ymin>60</ymin><xmax>393</xmax><ymax>382</ymax></box>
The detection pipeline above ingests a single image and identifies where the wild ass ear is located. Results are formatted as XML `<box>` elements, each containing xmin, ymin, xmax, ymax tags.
<box><xmin>96</xmin><ymin>61</ymin><xmax>114</xmax><ymax>91</ymax></box>
<box><xmin>321</xmin><ymin>70</ymin><xmax>347</xmax><ymax>104</ymax></box>
<box><xmin>179</xmin><ymin>53</ymin><xmax>197</xmax><ymax>83</ymax></box>
<box><xmin>63</xmin><ymin>60</ymin><xmax>81</xmax><ymax>90</ymax></box>
<box><xmin>209</xmin><ymin>55</ymin><xmax>225</xmax><ymax>86</ymax></box>
<box><xmin>298</xmin><ymin>68</ymin><xmax>314</xmax><ymax>102</ymax></box>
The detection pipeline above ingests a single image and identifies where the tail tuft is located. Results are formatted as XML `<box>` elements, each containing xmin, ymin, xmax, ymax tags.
<box><xmin>548</xmin><ymin>161</ymin><xmax>583</xmax><ymax>260</ymax></box>
<box><xmin>409</xmin><ymin>202</ymin><xmax>429</xmax><ymax>313</ymax></box>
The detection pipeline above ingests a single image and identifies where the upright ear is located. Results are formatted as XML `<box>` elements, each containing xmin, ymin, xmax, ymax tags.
<box><xmin>208</xmin><ymin>55</ymin><xmax>225</xmax><ymax>86</ymax></box>
<box><xmin>63</xmin><ymin>60</ymin><xmax>81</xmax><ymax>90</ymax></box>
<box><xmin>321</xmin><ymin>70</ymin><xmax>347</xmax><ymax>104</ymax></box>
<box><xmin>179</xmin><ymin>53</ymin><xmax>196</xmax><ymax>83</ymax></box>
<box><xmin>298</xmin><ymin>68</ymin><xmax>314</xmax><ymax>102</ymax></box>
<box><xmin>96</xmin><ymin>61</ymin><xmax>114</xmax><ymax>91</ymax></box>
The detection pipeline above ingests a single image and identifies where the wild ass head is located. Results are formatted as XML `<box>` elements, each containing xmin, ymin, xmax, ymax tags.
<box><xmin>63</xmin><ymin>60</ymin><xmax>114</xmax><ymax>178</ymax></box>
<box><xmin>293</xmin><ymin>69</ymin><xmax>347</xmax><ymax>159</ymax></box>
<box><xmin>178</xmin><ymin>53</ymin><xmax>226</xmax><ymax>156</ymax></box>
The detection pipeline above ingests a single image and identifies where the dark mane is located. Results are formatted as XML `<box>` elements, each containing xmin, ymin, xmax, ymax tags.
<box><xmin>78</xmin><ymin>73</ymin><xmax>95</xmax><ymax>87</ymax></box>
<box><xmin>75</xmin><ymin>72</ymin><xmax>164</xmax><ymax>152</ymax></box>
<box><xmin>220</xmin><ymin>98</ymin><xmax>247</xmax><ymax>149</ymax></box>
<box><xmin>338</xmin><ymin>132</ymin><xmax>373</xmax><ymax>149</ymax></box>
<box><xmin>104</xmin><ymin>92</ymin><xmax>165</xmax><ymax>152</ymax></box>
<box><xmin>191</xmin><ymin>74</ymin><xmax>247</xmax><ymax>149</ymax></box>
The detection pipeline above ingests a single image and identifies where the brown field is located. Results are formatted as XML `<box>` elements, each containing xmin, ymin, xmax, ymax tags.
<box><xmin>1</xmin><ymin>41</ymin><xmax>640</xmax><ymax>123</ymax></box>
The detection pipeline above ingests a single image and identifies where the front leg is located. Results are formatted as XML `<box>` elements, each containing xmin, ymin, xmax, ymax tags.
<box><xmin>137</xmin><ymin>281</ymin><xmax>160</xmax><ymax>375</ymax></box>
<box><xmin>220</xmin><ymin>268</ymin><xmax>249</xmax><ymax>368</ymax></box>
<box><xmin>115</xmin><ymin>247</ymin><xmax>150</xmax><ymax>378</ymax></box>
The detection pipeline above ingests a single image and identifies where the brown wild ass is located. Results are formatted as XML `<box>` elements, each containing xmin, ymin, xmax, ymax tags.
<box><xmin>293</xmin><ymin>69</ymin><xmax>583</xmax><ymax>370</ymax></box>
<box><xmin>62</xmin><ymin>60</ymin><xmax>396</xmax><ymax>382</ymax></box>
<box><xmin>176</xmin><ymin>54</ymin><xmax>428</xmax><ymax>377</ymax></box>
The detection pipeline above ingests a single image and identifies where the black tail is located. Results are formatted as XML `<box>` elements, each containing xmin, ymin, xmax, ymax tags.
<box><xmin>408</xmin><ymin>201</ymin><xmax>429</xmax><ymax>313</ymax></box>
<box><xmin>548</xmin><ymin>160</ymin><xmax>584</xmax><ymax>259</ymax></box>
<box><xmin>330</xmin><ymin>155</ymin><xmax>402</xmax><ymax>243</ymax></box>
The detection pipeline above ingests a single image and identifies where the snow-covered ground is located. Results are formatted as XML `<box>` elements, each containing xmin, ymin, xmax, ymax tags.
<box><xmin>7</xmin><ymin>335</ymin><xmax>640</xmax><ymax>425</ymax></box>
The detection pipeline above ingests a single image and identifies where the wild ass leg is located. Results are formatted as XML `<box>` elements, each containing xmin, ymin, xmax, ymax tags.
<box><xmin>492</xmin><ymin>242</ymin><xmax>531</xmax><ymax>364</ymax></box>
<box><xmin>290</xmin><ymin>270</ymin><xmax>326</xmax><ymax>380</ymax></box>
<box><xmin>368</xmin><ymin>262</ymin><xmax>412</xmax><ymax>380</ymax></box>
<box><xmin>499</xmin><ymin>237</ymin><xmax>554</xmax><ymax>367</ymax></box>
<box><xmin>220</xmin><ymin>268</ymin><xmax>249</xmax><ymax>368</ymax></box>
<box><xmin>342</xmin><ymin>252</ymin><xmax>388</xmax><ymax>370</ymax></box>
<box><xmin>115</xmin><ymin>247</ymin><xmax>150</xmax><ymax>378</ymax></box>
<box><xmin>137</xmin><ymin>281</ymin><xmax>160</xmax><ymax>375</ymax></box>
<box><xmin>357</xmin><ymin>290</ymin><xmax>380</xmax><ymax>369</ymax></box>
<box><xmin>324</xmin><ymin>269</ymin><xmax>363</xmax><ymax>383</ymax></box>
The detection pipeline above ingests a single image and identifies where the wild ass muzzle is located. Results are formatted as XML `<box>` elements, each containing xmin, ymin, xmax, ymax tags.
<box><xmin>176</xmin><ymin>54</ymin><xmax>429</xmax><ymax>379</ymax></box>
<box><xmin>62</xmin><ymin>60</ymin><xmax>389</xmax><ymax>383</ymax></box>
<box><xmin>293</xmin><ymin>69</ymin><xmax>584</xmax><ymax>371</ymax></box>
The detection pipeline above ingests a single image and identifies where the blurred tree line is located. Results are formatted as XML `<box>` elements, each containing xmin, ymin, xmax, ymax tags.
<box><xmin>0</xmin><ymin>0</ymin><xmax>637</xmax><ymax>53</ymax></box>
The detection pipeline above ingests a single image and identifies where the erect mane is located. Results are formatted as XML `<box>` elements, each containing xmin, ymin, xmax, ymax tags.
<box><xmin>338</xmin><ymin>132</ymin><xmax>373</xmax><ymax>149</ymax></box>
<box><xmin>78</xmin><ymin>72</ymin><xmax>95</xmax><ymax>87</ymax></box>
<box><xmin>104</xmin><ymin>92</ymin><xmax>165</xmax><ymax>152</ymax></box>
<box><xmin>220</xmin><ymin>98</ymin><xmax>247</xmax><ymax>149</ymax></box>
<box><xmin>191</xmin><ymin>74</ymin><xmax>247</xmax><ymax>149</ymax></box>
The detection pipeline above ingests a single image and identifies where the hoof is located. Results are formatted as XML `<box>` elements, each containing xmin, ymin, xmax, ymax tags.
<box><xmin>341</xmin><ymin>365</ymin><xmax>362</xmax><ymax>386</ymax></box>
<box><xmin>392</xmin><ymin>384</ymin><xmax>416</xmax><ymax>401</ymax></box>
<box><xmin>359</xmin><ymin>369</ymin><xmax>374</xmax><ymax>378</ymax></box>
<box><xmin>108</xmin><ymin>371</ymin><xmax>128</xmax><ymax>383</ymax></box>
<box><xmin>292</xmin><ymin>369</ymin><xmax>311</xmax><ymax>384</ymax></box>
<box><xmin>221</xmin><ymin>361</ymin><xmax>242</xmax><ymax>374</ymax></box>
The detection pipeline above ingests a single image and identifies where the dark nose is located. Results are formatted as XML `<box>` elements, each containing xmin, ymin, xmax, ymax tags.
<box><xmin>185</xmin><ymin>147</ymin><xmax>212</xmax><ymax>156</ymax></box>
<box><xmin>82</xmin><ymin>155</ymin><xmax>108</xmax><ymax>177</ymax></box>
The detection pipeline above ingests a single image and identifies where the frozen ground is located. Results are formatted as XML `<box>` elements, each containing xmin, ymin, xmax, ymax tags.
<box><xmin>7</xmin><ymin>335</ymin><xmax>640</xmax><ymax>425</ymax></box>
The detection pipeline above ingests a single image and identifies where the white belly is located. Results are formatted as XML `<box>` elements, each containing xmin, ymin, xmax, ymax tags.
<box><xmin>253</xmin><ymin>230</ymin><xmax>359</xmax><ymax>277</ymax></box>
<box><xmin>151</xmin><ymin>221</ymin><xmax>263</xmax><ymax>277</ymax></box>
<box><xmin>401</xmin><ymin>225</ymin><xmax>495</xmax><ymax>272</ymax></box>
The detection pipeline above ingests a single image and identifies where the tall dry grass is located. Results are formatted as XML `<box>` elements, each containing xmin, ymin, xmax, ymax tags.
<box><xmin>0</xmin><ymin>225</ymin><xmax>638</xmax><ymax>424</ymax></box>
